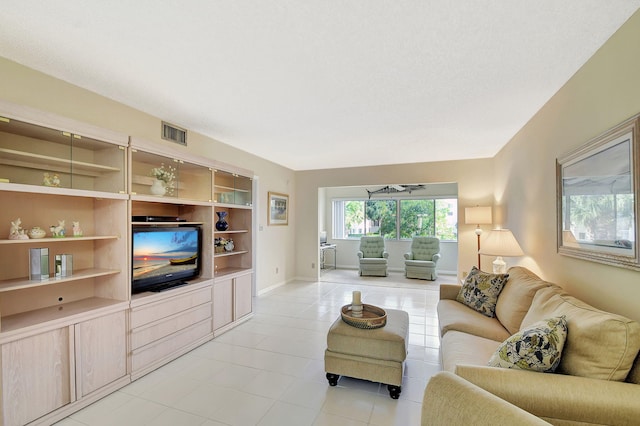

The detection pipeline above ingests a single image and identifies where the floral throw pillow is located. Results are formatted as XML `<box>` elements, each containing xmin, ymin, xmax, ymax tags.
<box><xmin>456</xmin><ymin>267</ymin><xmax>509</xmax><ymax>317</ymax></box>
<box><xmin>488</xmin><ymin>316</ymin><xmax>568</xmax><ymax>373</ymax></box>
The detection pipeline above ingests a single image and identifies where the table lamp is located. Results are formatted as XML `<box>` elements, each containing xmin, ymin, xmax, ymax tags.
<box><xmin>478</xmin><ymin>228</ymin><xmax>524</xmax><ymax>274</ymax></box>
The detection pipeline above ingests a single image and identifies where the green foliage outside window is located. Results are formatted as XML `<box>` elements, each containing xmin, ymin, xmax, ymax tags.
<box><xmin>336</xmin><ymin>198</ymin><xmax>457</xmax><ymax>241</ymax></box>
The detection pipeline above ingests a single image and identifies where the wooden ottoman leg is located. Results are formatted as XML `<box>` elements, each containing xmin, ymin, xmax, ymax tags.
<box><xmin>388</xmin><ymin>384</ymin><xmax>402</xmax><ymax>399</ymax></box>
<box><xmin>326</xmin><ymin>373</ymin><xmax>340</xmax><ymax>386</ymax></box>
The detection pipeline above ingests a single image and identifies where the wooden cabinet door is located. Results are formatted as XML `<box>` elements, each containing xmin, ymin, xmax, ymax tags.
<box><xmin>213</xmin><ymin>279</ymin><xmax>233</xmax><ymax>330</ymax></box>
<box><xmin>1</xmin><ymin>327</ymin><xmax>73</xmax><ymax>426</ymax></box>
<box><xmin>75</xmin><ymin>310</ymin><xmax>127</xmax><ymax>397</ymax></box>
<box><xmin>234</xmin><ymin>273</ymin><xmax>253</xmax><ymax>319</ymax></box>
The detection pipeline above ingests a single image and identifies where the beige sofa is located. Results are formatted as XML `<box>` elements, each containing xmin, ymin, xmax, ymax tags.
<box><xmin>422</xmin><ymin>371</ymin><xmax>551</xmax><ymax>425</ymax></box>
<box><xmin>429</xmin><ymin>266</ymin><xmax>640</xmax><ymax>425</ymax></box>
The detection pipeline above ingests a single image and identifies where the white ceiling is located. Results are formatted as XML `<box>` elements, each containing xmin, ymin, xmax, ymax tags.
<box><xmin>1</xmin><ymin>1</ymin><xmax>638</xmax><ymax>171</ymax></box>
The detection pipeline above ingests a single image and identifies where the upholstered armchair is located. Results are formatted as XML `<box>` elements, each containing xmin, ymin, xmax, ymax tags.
<box><xmin>404</xmin><ymin>236</ymin><xmax>440</xmax><ymax>280</ymax></box>
<box><xmin>357</xmin><ymin>236</ymin><xmax>389</xmax><ymax>276</ymax></box>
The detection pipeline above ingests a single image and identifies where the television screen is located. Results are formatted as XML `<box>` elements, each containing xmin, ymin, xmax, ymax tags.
<box><xmin>132</xmin><ymin>226</ymin><xmax>202</xmax><ymax>293</ymax></box>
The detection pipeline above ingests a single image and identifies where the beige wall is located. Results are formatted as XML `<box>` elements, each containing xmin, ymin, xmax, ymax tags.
<box><xmin>493</xmin><ymin>10</ymin><xmax>640</xmax><ymax>322</ymax></box>
<box><xmin>0</xmin><ymin>57</ymin><xmax>297</xmax><ymax>294</ymax></box>
<box><xmin>295</xmin><ymin>159</ymin><xmax>495</xmax><ymax>281</ymax></box>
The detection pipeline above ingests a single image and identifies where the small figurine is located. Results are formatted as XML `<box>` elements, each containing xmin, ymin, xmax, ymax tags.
<box><xmin>28</xmin><ymin>226</ymin><xmax>46</xmax><ymax>239</ymax></box>
<box><xmin>43</xmin><ymin>173</ymin><xmax>61</xmax><ymax>187</ymax></box>
<box><xmin>72</xmin><ymin>221</ymin><xmax>83</xmax><ymax>237</ymax></box>
<box><xmin>9</xmin><ymin>218</ymin><xmax>29</xmax><ymax>240</ymax></box>
<box><xmin>50</xmin><ymin>220</ymin><xmax>66</xmax><ymax>238</ymax></box>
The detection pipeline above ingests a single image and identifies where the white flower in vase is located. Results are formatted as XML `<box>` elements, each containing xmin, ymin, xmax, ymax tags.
<box><xmin>150</xmin><ymin>164</ymin><xmax>176</xmax><ymax>195</ymax></box>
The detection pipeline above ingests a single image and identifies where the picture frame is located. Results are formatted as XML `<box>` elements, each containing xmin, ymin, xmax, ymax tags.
<box><xmin>268</xmin><ymin>191</ymin><xmax>289</xmax><ymax>226</ymax></box>
<box><xmin>557</xmin><ymin>113</ymin><xmax>640</xmax><ymax>270</ymax></box>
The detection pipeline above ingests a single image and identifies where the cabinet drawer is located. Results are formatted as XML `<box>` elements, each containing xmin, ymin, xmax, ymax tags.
<box><xmin>131</xmin><ymin>319</ymin><xmax>212</xmax><ymax>371</ymax></box>
<box><xmin>130</xmin><ymin>287</ymin><xmax>211</xmax><ymax>328</ymax></box>
<box><xmin>131</xmin><ymin>302</ymin><xmax>212</xmax><ymax>350</ymax></box>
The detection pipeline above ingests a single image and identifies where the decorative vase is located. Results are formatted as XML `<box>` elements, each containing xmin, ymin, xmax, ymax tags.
<box><xmin>216</xmin><ymin>211</ymin><xmax>229</xmax><ymax>231</ymax></box>
<box><xmin>150</xmin><ymin>179</ymin><xmax>166</xmax><ymax>196</ymax></box>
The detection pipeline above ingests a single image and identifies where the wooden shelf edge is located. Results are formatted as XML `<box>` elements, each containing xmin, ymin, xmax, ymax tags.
<box><xmin>0</xmin><ymin>181</ymin><xmax>128</xmax><ymax>199</ymax></box>
<box><xmin>131</xmin><ymin>222</ymin><xmax>204</xmax><ymax>226</ymax></box>
<box><xmin>213</xmin><ymin>202</ymin><xmax>253</xmax><ymax>209</ymax></box>
<box><xmin>0</xmin><ymin>235</ymin><xmax>120</xmax><ymax>244</ymax></box>
<box><xmin>0</xmin><ymin>298</ymin><xmax>128</xmax><ymax>341</ymax></box>
<box><xmin>130</xmin><ymin>194</ymin><xmax>213</xmax><ymax>206</ymax></box>
<box><xmin>0</xmin><ymin>268</ymin><xmax>121</xmax><ymax>293</ymax></box>
<box><xmin>214</xmin><ymin>267</ymin><xmax>253</xmax><ymax>280</ymax></box>
<box><xmin>214</xmin><ymin>230</ymin><xmax>249</xmax><ymax>234</ymax></box>
<box><xmin>213</xmin><ymin>250</ymin><xmax>249</xmax><ymax>258</ymax></box>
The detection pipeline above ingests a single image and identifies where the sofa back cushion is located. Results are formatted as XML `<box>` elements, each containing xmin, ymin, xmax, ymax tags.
<box><xmin>521</xmin><ymin>286</ymin><xmax>640</xmax><ymax>381</ymax></box>
<box><xmin>495</xmin><ymin>267</ymin><xmax>555</xmax><ymax>335</ymax></box>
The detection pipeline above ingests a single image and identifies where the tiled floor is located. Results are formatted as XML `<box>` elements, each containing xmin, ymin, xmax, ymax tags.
<box><xmin>57</xmin><ymin>269</ymin><xmax>449</xmax><ymax>426</ymax></box>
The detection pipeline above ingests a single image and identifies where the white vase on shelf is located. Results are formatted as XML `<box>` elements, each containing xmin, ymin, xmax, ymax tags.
<box><xmin>150</xmin><ymin>179</ymin><xmax>166</xmax><ymax>196</ymax></box>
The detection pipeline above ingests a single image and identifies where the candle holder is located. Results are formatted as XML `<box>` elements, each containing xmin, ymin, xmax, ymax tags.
<box><xmin>351</xmin><ymin>290</ymin><xmax>363</xmax><ymax>317</ymax></box>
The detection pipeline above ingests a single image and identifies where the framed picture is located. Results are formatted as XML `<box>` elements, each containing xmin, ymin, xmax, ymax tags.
<box><xmin>557</xmin><ymin>113</ymin><xmax>640</xmax><ymax>270</ymax></box>
<box><xmin>268</xmin><ymin>191</ymin><xmax>289</xmax><ymax>226</ymax></box>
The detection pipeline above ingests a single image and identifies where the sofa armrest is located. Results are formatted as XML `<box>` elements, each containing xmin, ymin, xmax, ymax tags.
<box><xmin>357</xmin><ymin>250</ymin><xmax>363</xmax><ymax>259</ymax></box>
<box><xmin>382</xmin><ymin>251</ymin><xmax>389</xmax><ymax>259</ymax></box>
<box><xmin>432</xmin><ymin>253</ymin><xmax>441</xmax><ymax>263</ymax></box>
<box><xmin>422</xmin><ymin>372</ymin><xmax>550</xmax><ymax>426</ymax></box>
<box><xmin>440</xmin><ymin>284</ymin><xmax>461</xmax><ymax>300</ymax></box>
<box><xmin>404</xmin><ymin>252</ymin><xmax>413</xmax><ymax>260</ymax></box>
<box><xmin>455</xmin><ymin>365</ymin><xmax>640</xmax><ymax>425</ymax></box>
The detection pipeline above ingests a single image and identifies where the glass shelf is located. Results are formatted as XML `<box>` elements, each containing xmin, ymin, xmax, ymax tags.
<box><xmin>131</xmin><ymin>149</ymin><xmax>212</xmax><ymax>202</ymax></box>
<box><xmin>214</xmin><ymin>170</ymin><xmax>252</xmax><ymax>206</ymax></box>
<box><xmin>0</xmin><ymin>117</ymin><xmax>126</xmax><ymax>193</ymax></box>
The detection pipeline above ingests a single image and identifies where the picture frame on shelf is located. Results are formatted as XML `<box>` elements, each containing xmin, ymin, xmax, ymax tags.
<box><xmin>268</xmin><ymin>191</ymin><xmax>289</xmax><ymax>226</ymax></box>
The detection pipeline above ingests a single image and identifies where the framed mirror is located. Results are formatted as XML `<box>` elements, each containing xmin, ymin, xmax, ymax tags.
<box><xmin>557</xmin><ymin>114</ymin><xmax>640</xmax><ymax>270</ymax></box>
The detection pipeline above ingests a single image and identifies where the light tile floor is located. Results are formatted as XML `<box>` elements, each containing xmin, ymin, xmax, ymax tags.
<box><xmin>57</xmin><ymin>269</ymin><xmax>450</xmax><ymax>426</ymax></box>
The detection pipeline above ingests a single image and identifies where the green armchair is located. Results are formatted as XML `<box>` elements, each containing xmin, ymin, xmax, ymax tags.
<box><xmin>404</xmin><ymin>236</ymin><xmax>440</xmax><ymax>280</ymax></box>
<box><xmin>357</xmin><ymin>236</ymin><xmax>389</xmax><ymax>276</ymax></box>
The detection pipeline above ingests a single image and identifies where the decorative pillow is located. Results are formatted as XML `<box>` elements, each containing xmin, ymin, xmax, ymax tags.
<box><xmin>456</xmin><ymin>267</ymin><xmax>509</xmax><ymax>317</ymax></box>
<box><xmin>488</xmin><ymin>316</ymin><xmax>568</xmax><ymax>373</ymax></box>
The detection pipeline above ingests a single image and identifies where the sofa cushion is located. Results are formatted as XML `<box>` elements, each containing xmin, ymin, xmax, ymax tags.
<box><xmin>440</xmin><ymin>330</ymin><xmax>501</xmax><ymax>372</ymax></box>
<box><xmin>437</xmin><ymin>299</ymin><xmax>511</xmax><ymax>342</ymax></box>
<box><xmin>521</xmin><ymin>286</ymin><xmax>640</xmax><ymax>381</ymax></box>
<box><xmin>488</xmin><ymin>316</ymin><xmax>567</xmax><ymax>373</ymax></box>
<box><xmin>495</xmin><ymin>267</ymin><xmax>556</xmax><ymax>335</ymax></box>
<box><xmin>456</xmin><ymin>267</ymin><xmax>509</xmax><ymax>317</ymax></box>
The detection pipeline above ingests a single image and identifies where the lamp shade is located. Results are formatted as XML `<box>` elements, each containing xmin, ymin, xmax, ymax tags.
<box><xmin>478</xmin><ymin>229</ymin><xmax>524</xmax><ymax>257</ymax></box>
<box><xmin>465</xmin><ymin>207</ymin><xmax>492</xmax><ymax>225</ymax></box>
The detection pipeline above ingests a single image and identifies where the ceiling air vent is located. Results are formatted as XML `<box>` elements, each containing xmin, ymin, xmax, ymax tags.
<box><xmin>161</xmin><ymin>121</ymin><xmax>187</xmax><ymax>146</ymax></box>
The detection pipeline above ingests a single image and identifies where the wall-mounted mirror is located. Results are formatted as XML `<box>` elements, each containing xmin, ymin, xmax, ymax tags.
<box><xmin>557</xmin><ymin>114</ymin><xmax>640</xmax><ymax>269</ymax></box>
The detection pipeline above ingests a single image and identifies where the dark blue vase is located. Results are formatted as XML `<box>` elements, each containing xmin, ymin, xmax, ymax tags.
<box><xmin>216</xmin><ymin>211</ymin><xmax>229</xmax><ymax>231</ymax></box>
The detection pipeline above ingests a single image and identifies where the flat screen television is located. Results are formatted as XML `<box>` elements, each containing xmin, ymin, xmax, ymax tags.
<box><xmin>131</xmin><ymin>226</ymin><xmax>202</xmax><ymax>294</ymax></box>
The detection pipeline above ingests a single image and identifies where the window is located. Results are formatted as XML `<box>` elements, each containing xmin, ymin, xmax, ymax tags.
<box><xmin>333</xmin><ymin>198</ymin><xmax>457</xmax><ymax>241</ymax></box>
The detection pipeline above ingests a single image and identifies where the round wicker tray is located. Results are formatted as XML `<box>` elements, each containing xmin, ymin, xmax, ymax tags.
<box><xmin>341</xmin><ymin>304</ymin><xmax>387</xmax><ymax>329</ymax></box>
